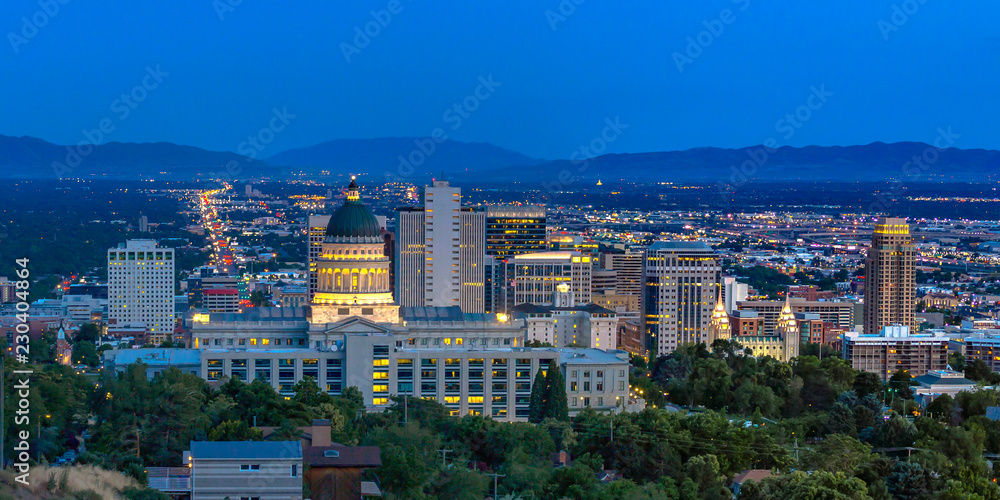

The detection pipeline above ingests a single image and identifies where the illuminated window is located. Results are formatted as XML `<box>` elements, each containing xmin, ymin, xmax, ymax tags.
<box><xmin>445</xmin><ymin>396</ymin><xmax>461</xmax><ymax>404</ymax></box>
<box><xmin>468</xmin><ymin>396</ymin><xmax>483</xmax><ymax>404</ymax></box>
<box><xmin>373</xmin><ymin>397</ymin><xmax>388</xmax><ymax>405</ymax></box>
<box><xmin>373</xmin><ymin>372</ymin><xmax>389</xmax><ymax>379</ymax></box>
<box><xmin>373</xmin><ymin>359</ymin><xmax>389</xmax><ymax>367</ymax></box>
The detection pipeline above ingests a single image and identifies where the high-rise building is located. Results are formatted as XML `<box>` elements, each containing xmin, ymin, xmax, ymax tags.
<box><xmin>863</xmin><ymin>217</ymin><xmax>916</xmax><ymax>335</ymax></box>
<box><xmin>548</xmin><ymin>233</ymin><xmax>599</xmax><ymax>259</ymax></box>
<box><xmin>484</xmin><ymin>205</ymin><xmax>547</xmax><ymax>257</ymax></box>
<box><xmin>721</xmin><ymin>276</ymin><xmax>748</xmax><ymax>314</ymax></box>
<box><xmin>602</xmin><ymin>249</ymin><xmax>644</xmax><ymax>297</ymax></box>
<box><xmin>138</xmin><ymin>215</ymin><xmax>149</xmax><ymax>233</ymax></box>
<box><xmin>0</xmin><ymin>277</ymin><xmax>16</xmax><ymax>303</ymax></box>
<box><xmin>592</xmin><ymin>270</ymin><xmax>618</xmax><ymax>295</ymax></box>
<box><xmin>108</xmin><ymin>240</ymin><xmax>175</xmax><ymax>343</ymax></box>
<box><xmin>394</xmin><ymin>180</ymin><xmax>485</xmax><ymax>313</ymax></box>
<box><xmin>307</xmin><ymin>214</ymin><xmax>331</xmax><ymax>302</ymax></box>
<box><xmin>481</xmin><ymin>205</ymin><xmax>547</xmax><ymax>313</ymax></box>
<box><xmin>202</xmin><ymin>288</ymin><xmax>241</xmax><ymax>313</ymax></box>
<box><xmin>643</xmin><ymin>241</ymin><xmax>720</xmax><ymax>355</ymax></box>
<box><xmin>512</xmin><ymin>251</ymin><xmax>593</xmax><ymax>306</ymax></box>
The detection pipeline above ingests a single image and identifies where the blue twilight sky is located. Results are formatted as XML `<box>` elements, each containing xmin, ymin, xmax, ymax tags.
<box><xmin>1</xmin><ymin>0</ymin><xmax>997</xmax><ymax>160</ymax></box>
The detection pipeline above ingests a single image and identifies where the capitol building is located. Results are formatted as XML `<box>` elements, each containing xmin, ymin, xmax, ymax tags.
<box><xmin>107</xmin><ymin>179</ymin><xmax>630</xmax><ymax>421</ymax></box>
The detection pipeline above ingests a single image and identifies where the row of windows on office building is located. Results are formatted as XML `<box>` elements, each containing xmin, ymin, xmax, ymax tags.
<box><xmin>206</xmin><ymin>358</ymin><xmax>344</xmax><ymax>395</ymax></box>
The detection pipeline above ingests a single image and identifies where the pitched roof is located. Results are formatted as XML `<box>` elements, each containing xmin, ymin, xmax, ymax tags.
<box><xmin>302</xmin><ymin>445</ymin><xmax>381</xmax><ymax>468</ymax></box>
<box><xmin>914</xmin><ymin>373</ymin><xmax>976</xmax><ymax>386</ymax></box>
<box><xmin>189</xmin><ymin>441</ymin><xmax>302</xmax><ymax>460</ymax></box>
<box><xmin>733</xmin><ymin>469</ymin><xmax>772</xmax><ymax>484</ymax></box>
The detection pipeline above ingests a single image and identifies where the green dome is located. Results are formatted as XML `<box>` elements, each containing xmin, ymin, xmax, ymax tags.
<box><xmin>325</xmin><ymin>179</ymin><xmax>381</xmax><ymax>239</ymax></box>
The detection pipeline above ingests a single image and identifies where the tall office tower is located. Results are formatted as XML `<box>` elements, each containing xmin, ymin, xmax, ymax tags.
<box><xmin>481</xmin><ymin>205</ymin><xmax>547</xmax><ymax>314</ymax></box>
<box><xmin>592</xmin><ymin>270</ymin><xmax>618</xmax><ymax>295</ymax></box>
<box><xmin>395</xmin><ymin>180</ymin><xmax>485</xmax><ymax>313</ymax></box>
<box><xmin>512</xmin><ymin>251</ymin><xmax>593</xmax><ymax>306</ymax></box>
<box><xmin>484</xmin><ymin>205</ymin><xmax>547</xmax><ymax>257</ymax></box>
<box><xmin>307</xmin><ymin>214</ymin><xmax>332</xmax><ymax>302</ymax></box>
<box><xmin>459</xmin><ymin>209</ymin><xmax>486</xmax><ymax>313</ymax></box>
<box><xmin>107</xmin><ymin>240</ymin><xmax>175</xmax><ymax>343</ymax></box>
<box><xmin>643</xmin><ymin>241</ymin><xmax>720</xmax><ymax>355</ymax></box>
<box><xmin>138</xmin><ymin>215</ymin><xmax>149</xmax><ymax>233</ymax></box>
<box><xmin>602</xmin><ymin>249</ymin><xmax>644</xmax><ymax>297</ymax></box>
<box><xmin>863</xmin><ymin>217</ymin><xmax>916</xmax><ymax>335</ymax></box>
<box><xmin>721</xmin><ymin>276</ymin><xmax>749</xmax><ymax>314</ymax></box>
<box><xmin>548</xmin><ymin>233</ymin><xmax>599</xmax><ymax>259</ymax></box>
<box><xmin>484</xmin><ymin>256</ymin><xmax>500</xmax><ymax>313</ymax></box>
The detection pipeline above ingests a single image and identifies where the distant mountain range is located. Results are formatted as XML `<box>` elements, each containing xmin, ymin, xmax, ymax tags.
<box><xmin>456</xmin><ymin>142</ymin><xmax>1000</xmax><ymax>184</ymax></box>
<box><xmin>1</xmin><ymin>134</ymin><xmax>997</xmax><ymax>183</ymax></box>
<box><xmin>0</xmin><ymin>134</ymin><xmax>280</xmax><ymax>180</ymax></box>
<box><xmin>265</xmin><ymin>137</ymin><xmax>544</xmax><ymax>180</ymax></box>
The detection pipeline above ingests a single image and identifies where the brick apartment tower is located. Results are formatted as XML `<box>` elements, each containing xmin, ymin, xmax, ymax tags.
<box><xmin>863</xmin><ymin>217</ymin><xmax>916</xmax><ymax>335</ymax></box>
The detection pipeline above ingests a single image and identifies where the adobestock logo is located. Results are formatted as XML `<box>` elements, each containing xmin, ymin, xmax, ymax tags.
<box><xmin>536</xmin><ymin>116</ymin><xmax>627</xmax><ymax>204</ymax></box>
<box><xmin>545</xmin><ymin>0</ymin><xmax>586</xmax><ymax>31</ymax></box>
<box><xmin>878</xmin><ymin>0</ymin><xmax>930</xmax><ymax>41</ymax></box>
<box><xmin>716</xmin><ymin>84</ymin><xmax>833</xmax><ymax>207</ymax></box>
<box><xmin>672</xmin><ymin>0</ymin><xmax>750</xmax><ymax>74</ymax></box>
<box><xmin>210</xmin><ymin>106</ymin><xmax>296</xmax><ymax>182</ymax></box>
<box><xmin>868</xmin><ymin>126</ymin><xmax>959</xmax><ymax>214</ymax></box>
<box><xmin>384</xmin><ymin>74</ymin><xmax>502</xmax><ymax>183</ymax></box>
<box><xmin>8</xmin><ymin>0</ymin><xmax>72</xmax><ymax>54</ymax></box>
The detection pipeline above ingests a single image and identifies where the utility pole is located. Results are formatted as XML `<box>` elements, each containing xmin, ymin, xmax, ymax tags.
<box><xmin>404</xmin><ymin>391</ymin><xmax>408</xmax><ymax>425</ymax></box>
<box><xmin>610</xmin><ymin>417</ymin><xmax>614</xmax><ymax>443</ymax></box>
<box><xmin>1</xmin><ymin>352</ymin><xmax>5</xmax><ymax>469</ymax></box>
<box><xmin>438</xmin><ymin>449</ymin><xmax>453</xmax><ymax>468</ymax></box>
<box><xmin>794</xmin><ymin>439</ymin><xmax>799</xmax><ymax>464</ymax></box>
<box><xmin>486</xmin><ymin>472</ymin><xmax>506</xmax><ymax>498</ymax></box>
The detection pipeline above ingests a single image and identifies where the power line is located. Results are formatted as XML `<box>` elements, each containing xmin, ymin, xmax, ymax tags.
<box><xmin>485</xmin><ymin>472</ymin><xmax>506</xmax><ymax>498</ymax></box>
<box><xmin>438</xmin><ymin>448</ymin><xmax>453</xmax><ymax>468</ymax></box>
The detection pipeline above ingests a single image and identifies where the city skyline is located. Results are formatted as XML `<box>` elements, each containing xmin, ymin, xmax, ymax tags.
<box><xmin>4</xmin><ymin>3</ymin><xmax>1000</xmax><ymax>497</ymax></box>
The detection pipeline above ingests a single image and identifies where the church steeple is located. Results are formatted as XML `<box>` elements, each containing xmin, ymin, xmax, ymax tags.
<box><xmin>776</xmin><ymin>295</ymin><xmax>797</xmax><ymax>334</ymax></box>
<box><xmin>709</xmin><ymin>288</ymin><xmax>731</xmax><ymax>343</ymax></box>
<box><xmin>777</xmin><ymin>294</ymin><xmax>800</xmax><ymax>359</ymax></box>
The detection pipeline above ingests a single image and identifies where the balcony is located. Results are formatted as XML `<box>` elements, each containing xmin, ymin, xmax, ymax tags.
<box><xmin>147</xmin><ymin>467</ymin><xmax>191</xmax><ymax>492</ymax></box>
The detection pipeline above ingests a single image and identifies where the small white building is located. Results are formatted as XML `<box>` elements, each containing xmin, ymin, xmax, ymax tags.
<box><xmin>913</xmin><ymin>370</ymin><xmax>977</xmax><ymax>406</ymax></box>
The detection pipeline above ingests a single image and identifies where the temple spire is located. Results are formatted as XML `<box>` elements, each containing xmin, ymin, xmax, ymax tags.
<box><xmin>709</xmin><ymin>287</ymin><xmax>730</xmax><ymax>342</ymax></box>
